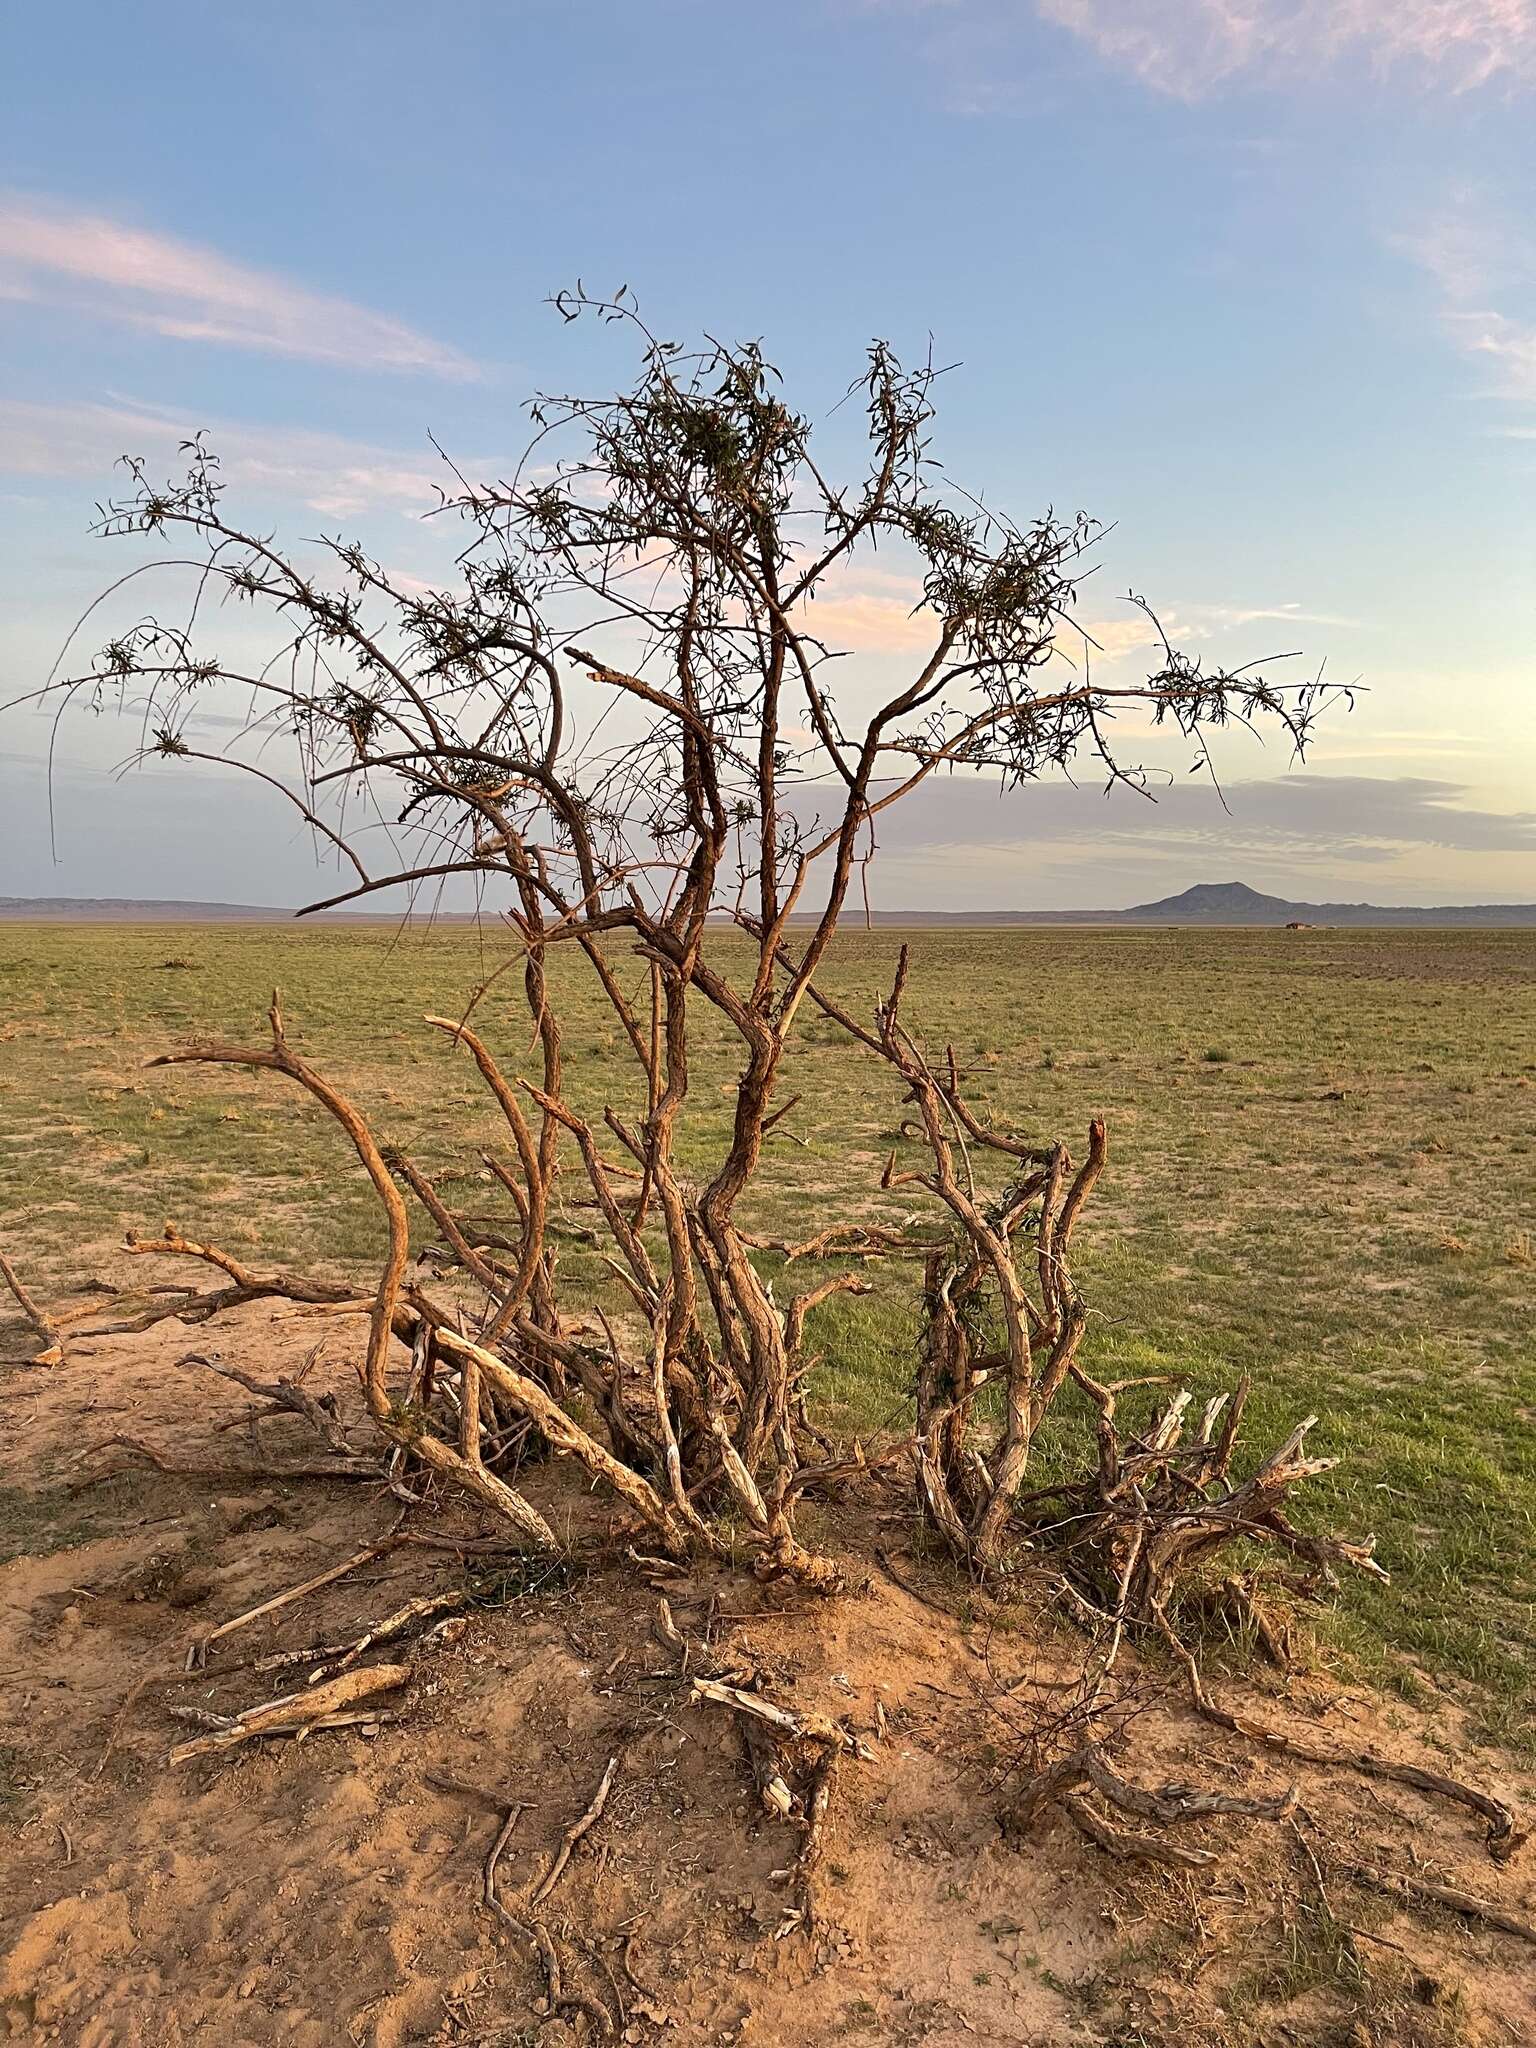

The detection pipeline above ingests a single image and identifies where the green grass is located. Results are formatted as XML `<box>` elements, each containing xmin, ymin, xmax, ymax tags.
<box><xmin>2</xmin><ymin>921</ymin><xmax>1533</xmax><ymax>1738</ymax></box>
<box><xmin>0</xmin><ymin>1744</ymin><xmax>26</xmax><ymax>1823</ymax></box>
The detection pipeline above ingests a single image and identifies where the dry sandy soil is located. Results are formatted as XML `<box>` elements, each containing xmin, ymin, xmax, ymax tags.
<box><xmin>2</xmin><ymin>1295</ymin><xmax>1534</xmax><ymax>2048</ymax></box>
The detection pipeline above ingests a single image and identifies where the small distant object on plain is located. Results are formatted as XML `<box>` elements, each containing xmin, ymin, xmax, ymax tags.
<box><xmin>1284</xmin><ymin>920</ymin><xmax>1315</xmax><ymax>930</ymax></box>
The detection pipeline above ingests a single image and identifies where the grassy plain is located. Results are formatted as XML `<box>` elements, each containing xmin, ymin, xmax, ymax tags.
<box><xmin>2</xmin><ymin>920</ymin><xmax>1533</xmax><ymax>1740</ymax></box>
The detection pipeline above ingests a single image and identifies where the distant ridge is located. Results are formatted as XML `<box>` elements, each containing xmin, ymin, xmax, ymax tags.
<box><xmin>4</xmin><ymin>882</ymin><xmax>1536</xmax><ymax>927</ymax></box>
<box><xmin>0</xmin><ymin>896</ymin><xmax>303</xmax><ymax>922</ymax></box>
<box><xmin>833</xmin><ymin>881</ymin><xmax>1536</xmax><ymax>926</ymax></box>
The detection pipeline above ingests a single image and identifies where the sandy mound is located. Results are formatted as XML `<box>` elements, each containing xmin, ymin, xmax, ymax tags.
<box><xmin>2</xmin><ymin>1301</ymin><xmax>1533</xmax><ymax>2046</ymax></box>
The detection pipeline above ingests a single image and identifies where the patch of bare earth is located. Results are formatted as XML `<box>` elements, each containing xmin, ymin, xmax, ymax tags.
<box><xmin>1</xmin><ymin>1303</ymin><xmax>1533</xmax><ymax>2048</ymax></box>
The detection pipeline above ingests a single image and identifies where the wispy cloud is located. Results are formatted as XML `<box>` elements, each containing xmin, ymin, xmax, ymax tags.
<box><xmin>847</xmin><ymin>771</ymin><xmax>1536</xmax><ymax>861</ymax></box>
<box><xmin>0</xmin><ymin>396</ymin><xmax>454</xmax><ymax>517</ymax></box>
<box><xmin>1399</xmin><ymin>195</ymin><xmax>1536</xmax><ymax>410</ymax></box>
<box><xmin>0</xmin><ymin>195</ymin><xmax>478</xmax><ymax>379</ymax></box>
<box><xmin>1035</xmin><ymin>0</ymin><xmax>1536</xmax><ymax>98</ymax></box>
<box><xmin>1185</xmin><ymin>599</ymin><xmax>1362</xmax><ymax>632</ymax></box>
<box><xmin>1061</xmin><ymin>597</ymin><xmax>1357</xmax><ymax>664</ymax></box>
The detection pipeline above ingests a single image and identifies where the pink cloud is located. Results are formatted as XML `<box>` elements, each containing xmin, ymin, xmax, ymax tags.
<box><xmin>0</xmin><ymin>396</ymin><xmax>453</xmax><ymax>516</ymax></box>
<box><xmin>0</xmin><ymin>195</ymin><xmax>478</xmax><ymax>379</ymax></box>
<box><xmin>793</xmin><ymin>567</ymin><xmax>944</xmax><ymax>655</ymax></box>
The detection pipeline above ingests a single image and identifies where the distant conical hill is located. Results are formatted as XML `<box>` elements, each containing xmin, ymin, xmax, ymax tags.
<box><xmin>1121</xmin><ymin>880</ymin><xmax>1291</xmax><ymax>920</ymax></box>
<box><xmin>1111</xmin><ymin>880</ymin><xmax>1536</xmax><ymax>926</ymax></box>
<box><xmin>3</xmin><ymin>884</ymin><xmax>1535</xmax><ymax>926</ymax></box>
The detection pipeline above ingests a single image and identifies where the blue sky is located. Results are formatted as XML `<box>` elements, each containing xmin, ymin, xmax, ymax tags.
<box><xmin>2</xmin><ymin>0</ymin><xmax>1533</xmax><ymax>909</ymax></box>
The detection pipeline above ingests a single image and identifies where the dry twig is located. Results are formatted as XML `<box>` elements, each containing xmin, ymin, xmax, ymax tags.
<box><xmin>529</xmin><ymin>1756</ymin><xmax>618</xmax><ymax>1905</ymax></box>
<box><xmin>186</xmin><ymin>1531</ymin><xmax>403</xmax><ymax>1671</ymax></box>
<box><xmin>0</xmin><ymin>1250</ymin><xmax>65</xmax><ymax>1366</ymax></box>
<box><xmin>168</xmin><ymin>1663</ymin><xmax>409</xmax><ymax>1763</ymax></box>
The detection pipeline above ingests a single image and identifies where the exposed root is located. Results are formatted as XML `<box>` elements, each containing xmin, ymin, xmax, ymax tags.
<box><xmin>1154</xmin><ymin>1604</ymin><xmax>1523</xmax><ymax>1860</ymax></box>
<box><xmin>479</xmin><ymin>1800</ymin><xmax>617</xmax><ymax>2037</ymax></box>
<box><xmin>1060</xmin><ymin>1791</ymin><xmax>1218</xmax><ymax>1869</ymax></box>
<box><xmin>692</xmin><ymin>1677</ymin><xmax>865</xmax><ymax>1935</ymax></box>
<box><xmin>302</xmin><ymin>1589</ymin><xmax>470</xmax><ymax>1684</ymax></box>
<box><xmin>168</xmin><ymin>1662</ymin><xmax>409</xmax><ymax>1763</ymax></box>
<box><xmin>690</xmin><ymin>1678</ymin><xmax>874</xmax><ymax>1759</ymax></box>
<box><xmin>0</xmin><ymin>1249</ymin><xmax>65</xmax><ymax>1366</ymax></box>
<box><xmin>1085</xmin><ymin>1751</ymin><xmax>1298</xmax><ymax>1826</ymax></box>
<box><xmin>482</xmin><ymin>1802</ymin><xmax>531</xmax><ymax>1937</ymax></box>
<box><xmin>530</xmin><ymin>1919</ymin><xmax>616</xmax><ymax>2039</ymax></box>
<box><xmin>1001</xmin><ymin>1746</ymin><xmax>1105</xmax><ymax>1834</ymax></box>
<box><xmin>998</xmin><ymin>1616</ymin><xmax>1526</xmax><ymax>1957</ymax></box>
<box><xmin>73</xmin><ymin>1433</ymin><xmax>379</xmax><ymax>1491</ymax></box>
<box><xmin>1338</xmin><ymin>1859</ymin><xmax>1536</xmax><ymax>1946</ymax></box>
<box><xmin>1002</xmin><ymin>1741</ymin><xmax>1298</xmax><ymax>1841</ymax></box>
<box><xmin>529</xmin><ymin>1755</ymin><xmax>619</xmax><ymax>1906</ymax></box>
<box><xmin>652</xmin><ymin>1596</ymin><xmax>689</xmax><ymax>1673</ymax></box>
<box><xmin>741</xmin><ymin>1717</ymin><xmax>796</xmax><ymax>1820</ymax></box>
<box><xmin>790</xmin><ymin>1746</ymin><xmax>840</xmax><ymax>1928</ymax></box>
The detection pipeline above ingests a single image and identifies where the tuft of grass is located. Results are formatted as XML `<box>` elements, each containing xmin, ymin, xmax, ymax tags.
<box><xmin>466</xmin><ymin>1553</ymin><xmax>580</xmax><ymax>1607</ymax></box>
<box><xmin>0</xmin><ymin>1743</ymin><xmax>27</xmax><ymax>1821</ymax></box>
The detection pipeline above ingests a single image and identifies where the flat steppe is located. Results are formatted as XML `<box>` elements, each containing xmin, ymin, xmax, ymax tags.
<box><xmin>4</xmin><ymin>920</ymin><xmax>1531</xmax><ymax>1727</ymax></box>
